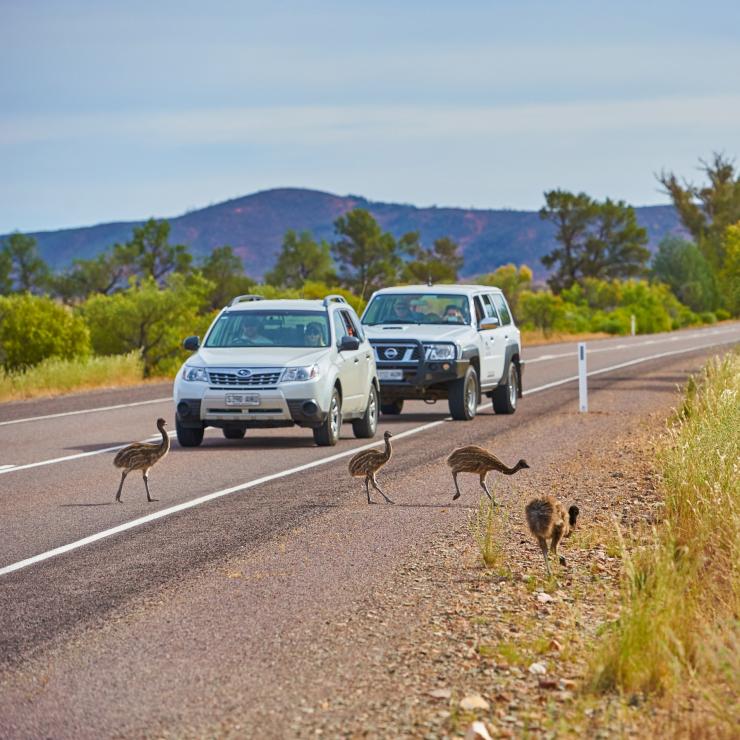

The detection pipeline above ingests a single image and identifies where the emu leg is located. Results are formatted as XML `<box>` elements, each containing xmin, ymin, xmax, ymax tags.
<box><xmin>479</xmin><ymin>473</ymin><xmax>496</xmax><ymax>505</ymax></box>
<box><xmin>115</xmin><ymin>470</ymin><xmax>128</xmax><ymax>502</ymax></box>
<box><xmin>370</xmin><ymin>473</ymin><xmax>395</xmax><ymax>504</ymax></box>
<box><xmin>452</xmin><ymin>471</ymin><xmax>461</xmax><ymax>500</ymax></box>
<box><xmin>551</xmin><ymin>528</ymin><xmax>566</xmax><ymax>566</ymax></box>
<box><xmin>365</xmin><ymin>475</ymin><xmax>372</xmax><ymax>504</ymax></box>
<box><xmin>142</xmin><ymin>470</ymin><xmax>157</xmax><ymax>503</ymax></box>
<box><xmin>538</xmin><ymin>536</ymin><xmax>551</xmax><ymax>577</ymax></box>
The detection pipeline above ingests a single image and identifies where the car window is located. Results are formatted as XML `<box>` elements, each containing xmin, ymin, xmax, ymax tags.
<box><xmin>363</xmin><ymin>293</ymin><xmax>470</xmax><ymax>325</ymax></box>
<box><xmin>205</xmin><ymin>310</ymin><xmax>330</xmax><ymax>347</ymax></box>
<box><xmin>333</xmin><ymin>312</ymin><xmax>346</xmax><ymax>345</ymax></box>
<box><xmin>491</xmin><ymin>294</ymin><xmax>512</xmax><ymax>325</ymax></box>
<box><xmin>480</xmin><ymin>294</ymin><xmax>497</xmax><ymax>319</ymax></box>
<box><xmin>338</xmin><ymin>310</ymin><xmax>362</xmax><ymax>340</ymax></box>
<box><xmin>473</xmin><ymin>296</ymin><xmax>486</xmax><ymax>324</ymax></box>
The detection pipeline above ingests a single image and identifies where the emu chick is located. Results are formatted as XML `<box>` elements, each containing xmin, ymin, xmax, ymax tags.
<box><xmin>525</xmin><ymin>495</ymin><xmax>579</xmax><ymax>576</ymax></box>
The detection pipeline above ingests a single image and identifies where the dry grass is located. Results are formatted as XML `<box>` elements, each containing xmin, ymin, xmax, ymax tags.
<box><xmin>588</xmin><ymin>352</ymin><xmax>740</xmax><ymax>732</ymax></box>
<box><xmin>0</xmin><ymin>352</ymin><xmax>148</xmax><ymax>402</ymax></box>
<box><xmin>469</xmin><ymin>497</ymin><xmax>511</xmax><ymax>576</ymax></box>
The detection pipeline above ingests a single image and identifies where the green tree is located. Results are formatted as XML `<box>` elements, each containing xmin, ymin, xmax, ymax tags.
<box><xmin>0</xmin><ymin>293</ymin><xmax>90</xmax><ymax>371</ymax></box>
<box><xmin>199</xmin><ymin>245</ymin><xmax>255</xmax><ymax>310</ymax></box>
<box><xmin>719</xmin><ymin>222</ymin><xmax>740</xmax><ymax>315</ymax></box>
<box><xmin>0</xmin><ymin>232</ymin><xmax>51</xmax><ymax>293</ymax></box>
<box><xmin>478</xmin><ymin>264</ymin><xmax>533</xmax><ymax>316</ymax></box>
<box><xmin>80</xmin><ymin>274</ymin><xmax>213</xmax><ymax>376</ymax></box>
<box><xmin>111</xmin><ymin>218</ymin><xmax>192</xmax><ymax>285</ymax></box>
<box><xmin>518</xmin><ymin>290</ymin><xmax>567</xmax><ymax>336</ymax></box>
<box><xmin>539</xmin><ymin>191</ymin><xmax>649</xmax><ymax>291</ymax></box>
<box><xmin>265</xmin><ymin>230</ymin><xmax>336</xmax><ymax>288</ymax></box>
<box><xmin>658</xmin><ymin>153</ymin><xmax>740</xmax><ymax>271</ymax></box>
<box><xmin>401</xmin><ymin>233</ymin><xmax>463</xmax><ymax>283</ymax></box>
<box><xmin>332</xmin><ymin>209</ymin><xmax>401</xmax><ymax>300</ymax></box>
<box><xmin>0</xmin><ymin>248</ymin><xmax>11</xmax><ymax>294</ymax></box>
<box><xmin>651</xmin><ymin>236</ymin><xmax>718</xmax><ymax>312</ymax></box>
<box><xmin>52</xmin><ymin>251</ymin><xmax>132</xmax><ymax>303</ymax></box>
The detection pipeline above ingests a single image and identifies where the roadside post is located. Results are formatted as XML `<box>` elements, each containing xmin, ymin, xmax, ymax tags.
<box><xmin>631</xmin><ymin>314</ymin><xmax>636</xmax><ymax>336</ymax></box>
<box><xmin>578</xmin><ymin>342</ymin><xmax>588</xmax><ymax>412</ymax></box>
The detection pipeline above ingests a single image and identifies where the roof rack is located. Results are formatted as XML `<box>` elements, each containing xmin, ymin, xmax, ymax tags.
<box><xmin>229</xmin><ymin>294</ymin><xmax>265</xmax><ymax>306</ymax></box>
<box><xmin>322</xmin><ymin>294</ymin><xmax>348</xmax><ymax>307</ymax></box>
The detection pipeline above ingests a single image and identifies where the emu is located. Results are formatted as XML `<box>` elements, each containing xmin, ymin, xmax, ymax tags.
<box><xmin>113</xmin><ymin>418</ymin><xmax>170</xmax><ymax>503</ymax></box>
<box><xmin>525</xmin><ymin>495</ymin><xmax>580</xmax><ymax>576</ymax></box>
<box><xmin>348</xmin><ymin>430</ymin><xmax>395</xmax><ymax>504</ymax></box>
<box><xmin>446</xmin><ymin>445</ymin><xmax>529</xmax><ymax>504</ymax></box>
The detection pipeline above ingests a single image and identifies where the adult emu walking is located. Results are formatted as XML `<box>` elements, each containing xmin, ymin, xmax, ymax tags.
<box><xmin>114</xmin><ymin>418</ymin><xmax>170</xmax><ymax>503</ymax></box>
<box><xmin>446</xmin><ymin>445</ymin><xmax>529</xmax><ymax>504</ymax></box>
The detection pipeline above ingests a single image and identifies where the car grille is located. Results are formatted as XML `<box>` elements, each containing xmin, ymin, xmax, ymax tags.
<box><xmin>370</xmin><ymin>341</ymin><xmax>420</xmax><ymax>364</ymax></box>
<box><xmin>208</xmin><ymin>368</ymin><xmax>282</xmax><ymax>387</ymax></box>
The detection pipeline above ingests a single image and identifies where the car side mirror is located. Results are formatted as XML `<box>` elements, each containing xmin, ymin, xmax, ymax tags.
<box><xmin>339</xmin><ymin>335</ymin><xmax>361</xmax><ymax>351</ymax></box>
<box><xmin>183</xmin><ymin>335</ymin><xmax>200</xmax><ymax>351</ymax></box>
<box><xmin>479</xmin><ymin>317</ymin><xmax>499</xmax><ymax>331</ymax></box>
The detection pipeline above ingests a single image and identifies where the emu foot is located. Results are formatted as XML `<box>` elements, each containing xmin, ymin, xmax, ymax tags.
<box><xmin>559</xmin><ymin>555</ymin><xmax>566</xmax><ymax>566</ymax></box>
<box><xmin>452</xmin><ymin>492</ymin><xmax>461</xmax><ymax>501</ymax></box>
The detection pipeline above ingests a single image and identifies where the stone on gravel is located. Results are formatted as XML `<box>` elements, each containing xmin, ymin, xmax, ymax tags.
<box><xmin>528</xmin><ymin>662</ymin><xmax>547</xmax><ymax>675</ymax></box>
<box><xmin>465</xmin><ymin>720</ymin><xmax>494</xmax><ymax>740</ymax></box>
<box><xmin>460</xmin><ymin>694</ymin><xmax>490</xmax><ymax>711</ymax></box>
<box><xmin>427</xmin><ymin>688</ymin><xmax>452</xmax><ymax>700</ymax></box>
<box><xmin>536</xmin><ymin>592</ymin><xmax>554</xmax><ymax>603</ymax></box>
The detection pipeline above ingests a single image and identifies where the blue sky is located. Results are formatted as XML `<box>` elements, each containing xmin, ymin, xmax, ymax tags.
<box><xmin>1</xmin><ymin>0</ymin><xmax>739</xmax><ymax>232</ymax></box>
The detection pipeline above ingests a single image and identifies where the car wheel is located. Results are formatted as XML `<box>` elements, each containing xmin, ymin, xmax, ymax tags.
<box><xmin>176</xmin><ymin>418</ymin><xmax>204</xmax><ymax>447</ymax></box>
<box><xmin>313</xmin><ymin>388</ymin><xmax>342</xmax><ymax>446</ymax></box>
<box><xmin>222</xmin><ymin>425</ymin><xmax>247</xmax><ymax>439</ymax></box>
<box><xmin>492</xmin><ymin>363</ymin><xmax>518</xmax><ymax>414</ymax></box>
<box><xmin>380</xmin><ymin>399</ymin><xmax>404</xmax><ymax>415</ymax></box>
<box><xmin>352</xmin><ymin>384</ymin><xmax>378</xmax><ymax>439</ymax></box>
<box><xmin>448</xmin><ymin>366</ymin><xmax>479</xmax><ymax>421</ymax></box>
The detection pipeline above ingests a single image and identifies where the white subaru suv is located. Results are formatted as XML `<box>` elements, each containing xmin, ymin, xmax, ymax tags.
<box><xmin>174</xmin><ymin>295</ymin><xmax>380</xmax><ymax>447</ymax></box>
<box><xmin>361</xmin><ymin>285</ymin><xmax>523</xmax><ymax>420</ymax></box>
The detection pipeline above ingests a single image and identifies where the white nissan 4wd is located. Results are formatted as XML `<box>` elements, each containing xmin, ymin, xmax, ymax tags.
<box><xmin>174</xmin><ymin>295</ymin><xmax>380</xmax><ymax>447</ymax></box>
<box><xmin>361</xmin><ymin>285</ymin><xmax>523</xmax><ymax>420</ymax></box>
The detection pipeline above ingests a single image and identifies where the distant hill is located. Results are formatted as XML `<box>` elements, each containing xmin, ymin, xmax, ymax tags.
<box><xmin>8</xmin><ymin>188</ymin><xmax>686</xmax><ymax>280</ymax></box>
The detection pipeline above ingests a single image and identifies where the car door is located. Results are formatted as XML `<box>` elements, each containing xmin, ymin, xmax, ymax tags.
<box><xmin>490</xmin><ymin>292</ymin><xmax>517</xmax><ymax>372</ymax></box>
<box><xmin>333</xmin><ymin>309</ymin><xmax>365</xmax><ymax>412</ymax></box>
<box><xmin>479</xmin><ymin>293</ymin><xmax>507</xmax><ymax>384</ymax></box>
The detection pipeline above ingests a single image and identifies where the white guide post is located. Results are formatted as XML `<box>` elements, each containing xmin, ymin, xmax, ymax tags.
<box><xmin>631</xmin><ymin>314</ymin><xmax>636</xmax><ymax>337</ymax></box>
<box><xmin>578</xmin><ymin>342</ymin><xmax>588</xmax><ymax>413</ymax></box>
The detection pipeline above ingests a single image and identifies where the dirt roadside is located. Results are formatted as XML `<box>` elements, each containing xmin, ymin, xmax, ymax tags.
<box><xmin>185</xmin><ymin>358</ymin><xmax>716</xmax><ymax>739</ymax></box>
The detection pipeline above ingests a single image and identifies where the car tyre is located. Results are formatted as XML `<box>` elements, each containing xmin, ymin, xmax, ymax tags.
<box><xmin>352</xmin><ymin>384</ymin><xmax>378</xmax><ymax>439</ymax></box>
<box><xmin>380</xmin><ymin>399</ymin><xmax>404</xmax><ymax>416</ymax></box>
<box><xmin>492</xmin><ymin>362</ymin><xmax>518</xmax><ymax>414</ymax></box>
<box><xmin>176</xmin><ymin>418</ymin><xmax>205</xmax><ymax>447</ymax></box>
<box><xmin>222</xmin><ymin>425</ymin><xmax>247</xmax><ymax>439</ymax></box>
<box><xmin>448</xmin><ymin>366</ymin><xmax>479</xmax><ymax>421</ymax></box>
<box><xmin>313</xmin><ymin>388</ymin><xmax>342</xmax><ymax>446</ymax></box>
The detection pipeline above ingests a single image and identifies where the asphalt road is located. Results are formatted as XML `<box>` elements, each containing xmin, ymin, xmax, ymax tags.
<box><xmin>0</xmin><ymin>322</ymin><xmax>738</xmax><ymax>738</ymax></box>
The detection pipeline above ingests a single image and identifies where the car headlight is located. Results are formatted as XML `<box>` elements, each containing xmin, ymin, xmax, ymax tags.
<box><xmin>183</xmin><ymin>366</ymin><xmax>208</xmax><ymax>382</ymax></box>
<box><xmin>281</xmin><ymin>364</ymin><xmax>320</xmax><ymax>382</ymax></box>
<box><xmin>424</xmin><ymin>343</ymin><xmax>457</xmax><ymax>361</ymax></box>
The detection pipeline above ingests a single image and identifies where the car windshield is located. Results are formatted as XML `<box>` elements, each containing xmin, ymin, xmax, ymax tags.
<box><xmin>363</xmin><ymin>294</ymin><xmax>471</xmax><ymax>325</ymax></box>
<box><xmin>205</xmin><ymin>310</ymin><xmax>330</xmax><ymax>348</ymax></box>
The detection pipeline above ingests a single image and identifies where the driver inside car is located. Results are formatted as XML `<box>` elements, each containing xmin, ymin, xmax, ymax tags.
<box><xmin>235</xmin><ymin>316</ymin><xmax>272</xmax><ymax>345</ymax></box>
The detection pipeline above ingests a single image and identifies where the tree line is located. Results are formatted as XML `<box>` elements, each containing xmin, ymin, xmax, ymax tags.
<box><xmin>1</xmin><ymin>153</ymin><xmax>738</xmax><ymax>377</ymax></box>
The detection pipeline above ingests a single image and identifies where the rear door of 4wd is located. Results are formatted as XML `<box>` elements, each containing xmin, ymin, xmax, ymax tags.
<box><xmin>333</xmin><ymin>309</ymin><xmax>365</xmax><ymax>413</ymax></box>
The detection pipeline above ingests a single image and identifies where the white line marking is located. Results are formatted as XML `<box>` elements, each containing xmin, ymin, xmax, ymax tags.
<box><xmin>1</xmin><ymin>334</ymin><xmax>738</xmax><ymax>577</ymax></box>
<box><xmin>0</xmin><ymin>397</ymin><xmax>171</xmax><ymax>427</ymax></box>
<box><xmin>0</xmin><ymin>433</ymin><xmax>176</xmax><ymax>476</ymax></box>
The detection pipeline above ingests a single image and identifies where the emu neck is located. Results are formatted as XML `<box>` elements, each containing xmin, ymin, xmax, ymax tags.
<box><xmin>502</xmin><ymin>460</ymin><xmax>523</xmax><ymax>475</ymax></box>
<box><xmin>158</xmin><ymin>425</ymin><xmax>170</xmax><ymax>456</ymax></box>
<box><xmin>383</xmin><ymin>437</ymin><xmax>392</xmax><ymax>461</ymax></box>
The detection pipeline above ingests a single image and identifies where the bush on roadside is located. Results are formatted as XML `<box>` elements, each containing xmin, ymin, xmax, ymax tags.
<box><xmin>0</xmin><ymin>293</ymin><xmax>91</xmax><ymax>372</ymax></box>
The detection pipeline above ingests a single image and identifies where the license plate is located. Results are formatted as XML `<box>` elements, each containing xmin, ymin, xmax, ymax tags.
<box><xmin>378</xmin><ymin>369</ymin><xmax>404</xmax><ymax>381</ymax></box>
<box><xmin>225</xmin><ymin>393</ymin><xmax>260</xmax><ymax>406</ymax></box>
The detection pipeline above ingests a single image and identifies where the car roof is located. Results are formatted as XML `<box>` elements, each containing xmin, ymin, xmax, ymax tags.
<box><xmin>370</xmin><ymin>284</ymin><xmax>503</xmax><ymax>296</ymax></box>
<box><xmin>223</xmin><ymin>298</ymin><xmax>357</xmax><ymax>313</ymax></box>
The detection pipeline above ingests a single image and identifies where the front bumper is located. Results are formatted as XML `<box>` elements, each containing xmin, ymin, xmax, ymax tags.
<box><xmin>175</xmin><ymin>387</ymin><xmax>329</xmax><ymax>429</ymax></box>
<box><xmin>374</xmin><ymin>357</ymin><xmax>470</xmax><ymax>401</ymax></box>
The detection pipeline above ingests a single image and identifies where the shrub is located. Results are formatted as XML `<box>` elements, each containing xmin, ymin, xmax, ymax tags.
<box><xmin>0</xmin><ymin>293</ymin><xmax>90</xmax><ymax>371</ymax></box>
